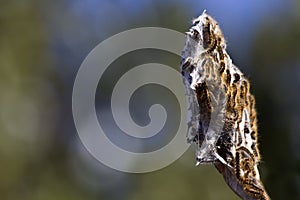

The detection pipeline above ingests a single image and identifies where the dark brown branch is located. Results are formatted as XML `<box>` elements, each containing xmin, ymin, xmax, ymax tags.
<box><xmin>214</xmin><ymin>162</ymin><xmax>270</xmax><ymax>200</ymax></box>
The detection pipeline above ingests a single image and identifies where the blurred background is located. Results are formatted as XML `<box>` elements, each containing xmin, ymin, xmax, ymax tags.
<box><xmin>0</xmin><ymin>0</ymin><xmax>300</xmax><ymax>199</ymax></box>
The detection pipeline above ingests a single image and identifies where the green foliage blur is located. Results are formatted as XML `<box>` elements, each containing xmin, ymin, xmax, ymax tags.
<box><xmin>0</xmin><ymin>1</ymin><xmax>299</xmax><ymax>200</ymax></box>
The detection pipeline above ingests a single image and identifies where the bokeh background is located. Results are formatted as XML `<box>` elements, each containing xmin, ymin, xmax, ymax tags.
<box><xmin>1</xmin><ymin>0</ymin><xmax>300</xmax><ymax>199</ymax></box>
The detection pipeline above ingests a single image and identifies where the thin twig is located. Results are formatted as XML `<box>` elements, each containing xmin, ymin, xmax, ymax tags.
<box><xmin>214</xmin><ymin>162</ymin><xmax>270</xmax><ymax>200</ymax></box>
